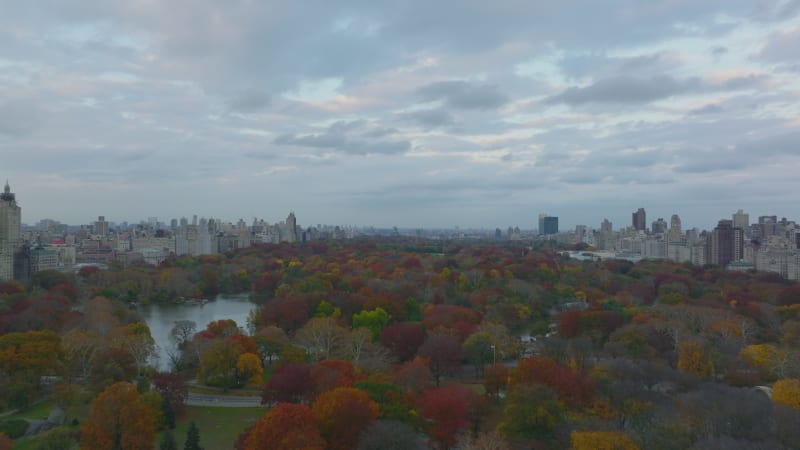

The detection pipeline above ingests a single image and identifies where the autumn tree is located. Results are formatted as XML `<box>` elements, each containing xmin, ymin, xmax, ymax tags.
<box><xmin>677</xmin><ymin>340</ymin><xmax>713</xmax><ymax>378</ymax></box>
<box><xmin>500</xmin><ymin>383</ymin><xmax>563</xmax><ymax>444</ymax></box>
<box><xmin>417</xmin><ymin>333</ymin><xmax>463</xmax><ymax>386</ymax></box>
<box><xmin>509</xmin><ymin>357</ymin><xmax>595</xmax><ymax>409</ymax></box>
<box><xmin>240</xmin><ymin>403</ymin><xmax>325</xmax><ymax>450</ymax></box>
<box><xmin>80</xmin><ymin>382</ymin><xmax>155</xmax><ymax>450</ymax></box>
<box><xmin>0</xmin><ymin>330</ymin><xmax>65</xmax><ymax>409</ymax></box>
<box><xmin>295</xmin><ymin>317</ymin><xmax>348</xmax><ymax>361</ymax></box>
<box><xmin>773</xmin><ymin>379</ymin><xmax>800</xmax><ymax>410</ymax></box>
<box><xmin>571</xmin><ymin>431</ymin><xmax>639</xmax><ymax>450</ymax></box>
<box><xmin>418</xmin><ymin>384</ymin><xmax>477</xmax><ymax>450</ymax></box>
<box><xmin>198</xmin><ymin>339</ymin><xmax>242</xmax><ymax>390</ymax></box>
<box><xmin>311</xmin><ymin>359</ymin><xmax>361</xmax><ymax>394</ymax></box>
<box><xmin>463</xmin><ymin>332</ymin><xmax>497</xmax><ymax>378</ymax></box>
<box><xmin>312</xmin><ymin>387</ymin><xmax>380</xmax><ymax>450</ymax></box>
<box><xmin>236</xmin><ymin>353</ymin><xmax>263</xmax><ymax>385</ymax></box>
<box><xmin>253</xmin><ymin>325</ymin><xmax>288</xmax><ymax>366</ymax></box>
<box><xmin>261</xmin><ymin>363</ymin><xmax>314</xmax><ymax>404</ymax></box>
<box><xmin>152</xmin><ymin>373</ymin><xmax>188</xmax><ymax>417</ymax></box>
<box><xmin>483</xmin><ymin>363</ymin><xmax>508</xmax><ymax>398</ymax></box>
<box><xmin>380</xmin><ymin>322</ymin><xmax>425</xmax><ymax>362</ymax></box>
<box><xmin>354</xmin><ymin>380</ymin><xmax>417</xmax><ymax>425</ymax></box>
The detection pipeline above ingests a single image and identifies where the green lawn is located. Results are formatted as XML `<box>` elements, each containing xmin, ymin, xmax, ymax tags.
<box><xmin>157</xmin><ymin>405</ymin><xmax>269</xmax><ymax>450</ymax></box>
<box><xmin>3</xmin><ymin>401</ymin><xmax>53</xmax><ymax>421</ymax></box>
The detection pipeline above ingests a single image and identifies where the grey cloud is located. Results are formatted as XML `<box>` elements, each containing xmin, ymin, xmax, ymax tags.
<box><xmin>758</xmin><ymin>27</ymin><xmax>800</xmax><ymax>62</ymax></box>
<box><xmin>710</xmin><ymin>45</ymin><xmax>728</xmax><ymax>56</ymax></box>
<box><xmin>547</xmin><ymin>76</ymin><xmax>701</xmax><ymax>105</ymax></box>
<box><xmin>0</xmin><ymin>100</ymin><xmax>44</xmax><ymax>137</ymax></box>
<box><xmin>275</xmin><ymin>120</ymin><xmax>410</xmax><ymax>156</ymax></box>
<box><xmin>228</xmin><ymin>89</ymin><xmax>272</xmax><ymax>112</ymax></box>
<box><xmin>275</xmin><ymin>132</ymin><xmax>347</xmax><ymax>149</ymax></box>
<box><xmin>750</xmin><ymin>0</ymin><xmax>800</xmax><ymax>22</ymax></box>
<box><xmin>689</xmin><ymin>103</ymin><xmax>724</xmax><ymax>115</ymax></box>
<box><xmin>549</xmin><ymin>73</ymin><xmax>768</xmax><ymax>106</ymax></box>
<box><xmin>398</xmin><ymin>108</ymin><xmax>455</xmax><ymax>129</ymax></box>
<box><xmin>558</xmin><ymin>51</ymin><xmax>683</xmax><ymax>80</ymax></box>
<box><xmin>362</xmin><ymin>127</ymin><xmax>398</xmax><ymax>138</ymax></box>
<box><xmin>416</xmin><ymin>81</ymin><xmax>508</xmax><ymax>110</ymax></box>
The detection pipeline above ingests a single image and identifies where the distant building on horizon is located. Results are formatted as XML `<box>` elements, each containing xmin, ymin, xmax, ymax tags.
<box><xmin>0</xmin><ymin>181</ymin><xmax>22</xmax><ymax>281</ymax></box>
<box><xmin>707</xmin><ymin>219</ymin><xmax>744</xmax><ymax>268</ymax></box>
<box><xmin>632</xmin><ymin>208</ymin><xmax>646</xmax><ymax>232</ymax></box>
<box><xmin>538</xmin><ymin>214</ymin><xmax>558</xmax><ymax>236</ymax></box>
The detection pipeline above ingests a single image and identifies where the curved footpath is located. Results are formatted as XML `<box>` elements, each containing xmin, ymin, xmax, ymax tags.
<box><xmin>187</xmin><ymin>392</ymin><xmax>263</xmax><ymax>407</ymax></box>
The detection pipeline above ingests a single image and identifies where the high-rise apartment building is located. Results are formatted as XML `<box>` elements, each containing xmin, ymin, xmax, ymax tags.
<box><xmin>538</xmin><ymin>214</ymin><xmax>558</xmax><ymax>235</ymax></box>
<box><xmin>94</xmin><ymin>216</ymin><xmax>109</xmax><ymax>236</ymax></box>
<box><xmin>0</xmin><ymin>182</ymin><xmax>22</xmax><ymax>281</ymax></box>
<box><xmin>733</xmin><ymin>209</ymin><xmax>749</xmax><ymax>233</ymax></box>
<box><xmin>632</xmin><ymin>208</ymin><xmax>646</xmax><ymax>232</ymax></box>
<box><xmin>652</xmin><ymin>218</ymin><xmax>668</xmax><ymax>234</ymax></box>
<box><xmin>707</xmin><ymin>219</ymin><xmax>744</xmax><ymax>267</ymax></box>
<box><xmin>600</xmin><ymin>219</ymin><xmax>612</xmax><ymax>234</ymax></box>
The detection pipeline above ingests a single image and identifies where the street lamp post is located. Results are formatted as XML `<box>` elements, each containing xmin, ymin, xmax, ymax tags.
<box><xmin>490</xmin><ymin>344</ymin><xmax>496</xmax><ymax>364</ymax></box>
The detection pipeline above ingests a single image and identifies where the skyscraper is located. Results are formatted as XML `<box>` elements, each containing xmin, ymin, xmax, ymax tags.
<box><xmin>538</xmin><ymin>213</ymin><xmax>558</xmax><ymax>235</ymax></box>
<box><xmin>632</xmin><ymin>208</ymin><xmax>646</xmax><ymax>232</ymax></box>
<box><xmin>0</xmin><ymin>182</ymin><xmax>22</xmax><ymax>281</ymax></box>
<box><xmin>669</xmin><ymin>214</ymin><xmax>682</xmax><ymax>242</ymax></box>
<box><xmin>733</xmin><ymin>209</ymin><xmax>749</xmax><ymax>237</ymax></box>
<box><xmin>707</xmin><ymin>219</ymin><xmax>744</xmax><ymax>267</ymax></box>
<box><xmin>651</xmin><ymin>218</ymin><xmax>668</xmax><ymax>234</ymax></box>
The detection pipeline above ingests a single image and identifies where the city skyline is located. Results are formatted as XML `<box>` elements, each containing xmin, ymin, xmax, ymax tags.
<box><xmin>1</xmin><ymin>2</ymin><xmax>799</xmax><ymax>228</ymax></box>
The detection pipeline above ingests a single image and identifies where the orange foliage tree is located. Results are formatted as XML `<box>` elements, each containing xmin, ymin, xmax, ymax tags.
<box><xmin>80</xmin><ymin>381</ymin><xmax>155</xmax><ymax>450</ymax></box>
<box><xmin>312</xmin><ymin>387</ymin><xmax>380</xmax><ymax>450</ymax></box>
<box><xmin>240</xmin><ymin>403</ymin><xmax>325</xmax><ymax>450</ymax></box>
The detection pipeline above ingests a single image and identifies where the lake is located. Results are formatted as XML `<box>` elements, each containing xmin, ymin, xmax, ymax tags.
<box><xmin>138</xmin><ymin>294</ymin><xmax>258</xmax><ymax>370</ymax></box>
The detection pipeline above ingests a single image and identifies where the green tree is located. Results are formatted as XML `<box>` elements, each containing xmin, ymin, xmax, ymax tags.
<box><xmin>463</xmin><ymin>332</ymin><xmax>498</xmax><ymax>378</ymax></box>
<box><xmin>501</xmin><ymin>384</ymin><xmax>564</xmax><ymax>442</ymax></box>
<box><xmin>352</xmin><ymin>308</ymin><xmax>391</xmax><ymax>341</ymax></box>
<box><xmin>160</xmin><ymin>430</ymin><xmax>177</xmax><ymax>450</ymax></box>
<box><xmin>183</xmin><ymin>421</ymin><xmax>202</xmax><ymax>450</ymax></box>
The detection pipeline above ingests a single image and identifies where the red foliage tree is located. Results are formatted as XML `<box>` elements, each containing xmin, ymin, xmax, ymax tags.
<box><xmin>151</xmin><ymin>372</ymin><xmax>188</xmax><ymax>416</ymax></box>
<box><xmin>419</xmin><ymin>384</ymin><xmax>477</xmax><ymax>450</ymax></box>
<box><xmin>417</xmin><ymin>334</ymin><xmax>463</xmax><ymax>386</ymax></box>
<box><xmin>510</xmin><ymin>356</ymin><xmax>595</xmax><ymax>409</ymax></box>
<box><xmin>311</xmin><ymin>359</ymin><xmax>362</xmax><ymax>394</ymax></box>
<box><xmin>381</xmin><ymin>322</ymin><xmax>425</xmax><ymax>362</ymax></box>
<box><xmin>261</xmin><ymin>363</ymin><xmax>314</xmax><ymax>404</ymax></box>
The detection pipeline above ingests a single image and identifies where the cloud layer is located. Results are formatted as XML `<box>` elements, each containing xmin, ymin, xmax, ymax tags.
<box><xmin>1</xmin><ymin>1</ymin><xmax>799</xmax><ymax>229</ymax></box>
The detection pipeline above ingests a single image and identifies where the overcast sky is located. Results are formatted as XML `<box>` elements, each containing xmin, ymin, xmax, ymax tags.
<box><xmin>1</xmin><ymin>1</ymin><xmax>799</xmax><ymax>230</ymax></box>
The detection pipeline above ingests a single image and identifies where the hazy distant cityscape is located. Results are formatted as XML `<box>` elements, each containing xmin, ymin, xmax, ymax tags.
<box><xmin>2</xmin><ymin>181</ymin><xmax>798</xmax><ymax>282</ymax></box>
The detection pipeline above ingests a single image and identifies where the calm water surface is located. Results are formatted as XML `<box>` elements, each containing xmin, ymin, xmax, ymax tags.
<box><xmin>138</xmin><ymin>294</ymin><xmax>257</xmax><ymax>369</ymax></box>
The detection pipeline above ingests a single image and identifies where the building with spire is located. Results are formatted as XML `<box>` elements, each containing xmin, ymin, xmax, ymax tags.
<box><xmin>0</xmin><ymin>181</ymin><xmax>22</xmax><ymax>281</ymax></box>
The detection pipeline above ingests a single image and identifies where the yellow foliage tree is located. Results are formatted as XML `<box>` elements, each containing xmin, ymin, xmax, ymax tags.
<box><xmin>236</xmin><ymin>352</ymin><xmax>264</xmax><ymax>384</ymax></box>
<box><xmin>677</xmin><ymin>340</ymin><xmax>713</xmax><ymax>378</ymax></box>
<box><xmin>571</xmin><ymin>431</ymin><xmax>639</xmax><ymax>450</ymax></box>
<box><xmin>772</xmin><ymin>378</ymin><xmax>800</xmax><ymax>410</ymax></box>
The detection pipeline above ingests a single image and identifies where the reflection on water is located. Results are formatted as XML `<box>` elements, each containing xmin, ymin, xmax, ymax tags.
<box><xmin>138</xmin><ymin>294</ymin><xmax>257</xmax><ymax>370</ymax></box>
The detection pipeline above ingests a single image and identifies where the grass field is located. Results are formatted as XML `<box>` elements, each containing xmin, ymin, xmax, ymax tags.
<box><xmin>157</xmin><ymin>405</ymin><xmax>269</xmax><ymax>450</ymax></box>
